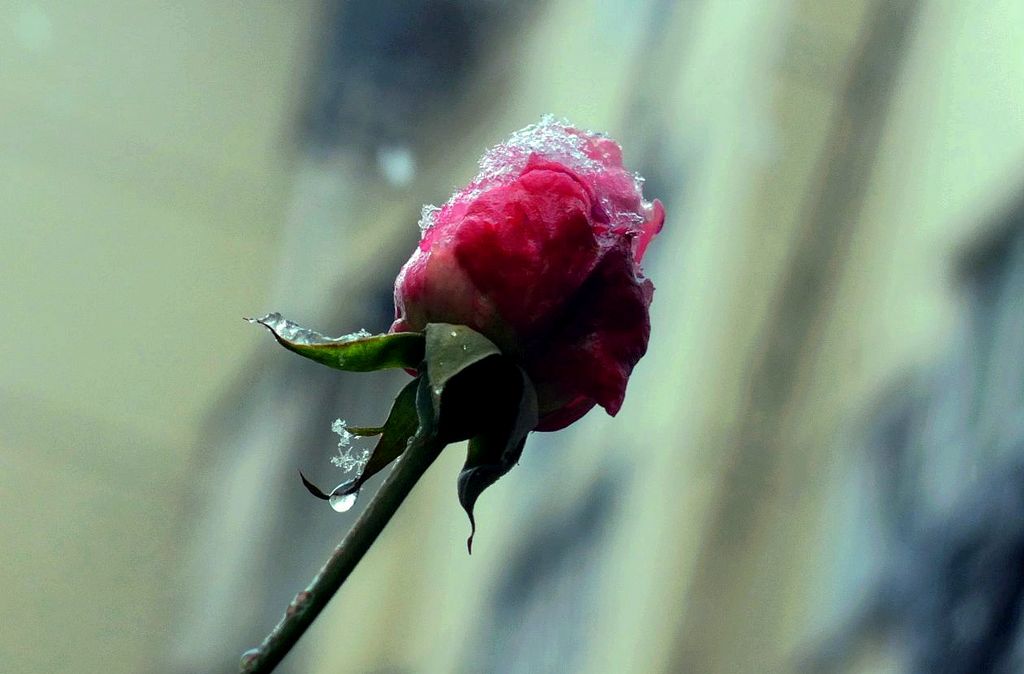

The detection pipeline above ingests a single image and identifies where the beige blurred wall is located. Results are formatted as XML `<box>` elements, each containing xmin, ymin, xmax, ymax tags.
<box><xmin>303</xmin><ymin>1</ymin><xmax>1024</xmax><ymax>673</ymax></box>
<box><xmin>0</xmin><ymin>2</ymin><xmax>318</xmax><ymax>672</ymax></box>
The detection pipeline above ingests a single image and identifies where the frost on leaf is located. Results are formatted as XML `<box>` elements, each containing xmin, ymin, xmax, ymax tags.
<box><xmin>246</xmin><ymin>313</ymin><xmax>371</xmax><ymax>346</ymax></box>
<box><xmin>247</xmin><ymin>312</ymin><xmax>424</xmax><ymax>372</ymax></box>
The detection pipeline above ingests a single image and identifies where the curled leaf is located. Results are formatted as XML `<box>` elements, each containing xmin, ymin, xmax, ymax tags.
<box><xmin>456</xmin><ymin>365</ymin><xmax>538</xmax><ymax>552</ymax></box>
<box><xmin>248</xmin><ymin>313</ymin><xmax>424</xmax><ymax>372</ymax></box>
<box><xmin>335</xmin><ymin>378</ymin><xmax>421</xmax><ymax>495</ymax></box>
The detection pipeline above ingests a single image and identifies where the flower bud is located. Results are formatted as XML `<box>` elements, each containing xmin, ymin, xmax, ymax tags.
<box><xmin>392</xmin><ymin>116</ymin><xmax>664</xmax><ymax>431</ymax></box>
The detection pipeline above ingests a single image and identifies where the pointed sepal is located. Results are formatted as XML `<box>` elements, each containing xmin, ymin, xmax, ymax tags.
<box><xmin>423</xmin><ymin>323</ymin><xmax>501</xmax><ymax>419</ymax></box>
<box><xmin>456</xmin><ymin>365</ymin><xmax>538</xmax><ymax>552</ymax></box>
<box><xmin>334</xmin><ymin>377</ymin><xmax>421</xmax><ymax>495</ymax></box>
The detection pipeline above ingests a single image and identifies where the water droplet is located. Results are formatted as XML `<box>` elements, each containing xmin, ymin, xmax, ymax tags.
<box><xmin>329</xmin><ymin>490</ymin><xmax>358</xmax><ymax>513</ymax></box>
<box><xmin>286</xmin><ymin>591</ymin><xmax>313</xmax><ymax>617</ymax></box>
<box><xmin>239</xmin><ymin>648</ymin><xmax>261</xmax><ymax>672</ymax></box>
<box><xmin>376</xmin><ymin>144</ymin><xmax>416</xmax><ymax>187</ymax></box>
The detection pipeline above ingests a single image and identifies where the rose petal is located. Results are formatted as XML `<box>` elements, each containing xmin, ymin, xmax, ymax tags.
<box><xmin>392</xmin><ymin>118</ymin><xmax>663</xmax><ymax>430</ymax></box>
<box><xmin>526</xmin><ymin>242</ymin><xmax>653</xmax><ymax>431</ymax></box>
<box><xmin>452</xmin><ymin>164</ymin><xmax>602</xmax><ymax>336</ymax></box>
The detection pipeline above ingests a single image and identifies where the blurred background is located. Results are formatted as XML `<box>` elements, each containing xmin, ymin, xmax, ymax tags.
<box><xmin>3</xmin><ymin>0</ymin><xmax>1024</xmax><ymax>672</ymax></box>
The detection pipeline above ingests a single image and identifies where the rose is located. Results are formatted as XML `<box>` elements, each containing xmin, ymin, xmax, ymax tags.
<box><xmin>392</xmin><ymin>116</ymin><xmax>664</xmax><ymax>431</ymax></box>
<box><xmin>241</xmin><ymin>119</ymin><xmax>663</xmax><ymax>668</ymax></box>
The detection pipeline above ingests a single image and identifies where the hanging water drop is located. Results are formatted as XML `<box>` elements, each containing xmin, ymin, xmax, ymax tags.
<box><xmin>329</xmin><ymin>489</ymin><xmax>358</xmax><ymax>513</ymax></box>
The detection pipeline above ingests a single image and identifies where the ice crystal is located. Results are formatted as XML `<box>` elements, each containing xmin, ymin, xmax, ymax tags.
<box><xmin>246</xmin><ymin>313</ymin><xmax>371</xmax><ymax>346</ymax></box>
<box><xmin>415</xmin><ymin>115</ymin><xmax>651</xmax><ymax>238</ymax></box>
<box><xmin>329</xmin><ymin>419</ymin><xmax>369</xmax><ymax>474</ymax></box>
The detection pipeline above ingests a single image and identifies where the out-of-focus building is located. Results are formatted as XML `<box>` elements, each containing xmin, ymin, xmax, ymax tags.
<box><xmin>3</xmin><ymin>1</ymin><xmax>1024</xmax><ymax>673</ymax></box>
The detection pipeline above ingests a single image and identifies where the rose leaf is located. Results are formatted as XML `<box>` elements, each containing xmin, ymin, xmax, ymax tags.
<box><xmin>248</xmin><ymin>313</ymin><xmax>424</xmax><ymax>372</ymax></box>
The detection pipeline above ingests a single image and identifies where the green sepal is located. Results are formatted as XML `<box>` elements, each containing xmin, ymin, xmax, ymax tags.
<box><xmin>248</xmin><ymin>313</ymin><xmax>424</xmax><ymax>372</ymax></box>
<box><xmin>456</xmin><ymin>365</ymin><xmax>538</xmax><ymax>553</ymax></box>
<box><xmin>419</xmin><ymin>323</ymin><xmax>539</xmax><ymax>550</ymax></box>
<box><xmin>423</xmin><ymin>323</ymin><xmax>502</xmax><ymax>418</ymax></box>
<box><xmin>336</xmin><ymin>377</ymin><xmax>421</xmax><ymax>495</ymax></box>
<box><xmin>300</xmin><ymin>375</ymin><xmax>438</xmax><ymax>501</ymax></box>
<box><xmin>289</xmin><ymin>319</ymin><xmax>538</xmax><ymax>555</ymax></box>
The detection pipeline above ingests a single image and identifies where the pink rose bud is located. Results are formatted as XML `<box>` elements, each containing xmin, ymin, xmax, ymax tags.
<box><xmin>392</xmin><ymin>116</ymin><xmax>664</xmax><ymax>431</ymax></box>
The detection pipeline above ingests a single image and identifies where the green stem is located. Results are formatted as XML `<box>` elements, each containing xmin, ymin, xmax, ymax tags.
<box><xmin>241</xmin><ymin>431</ymin><xmax>444</xmax><ymax>673</ymax></box>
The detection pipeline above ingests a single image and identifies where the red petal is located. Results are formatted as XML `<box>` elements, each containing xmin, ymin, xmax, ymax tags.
<box><xmin>527</xmin><ymin>242</ymin><xmax>653</xmax><ymax>429</ymax></box>
<box><xmin>452</xmin><ymin>165</ymin><xmax>602</xmax><ymax>336</ymax></box>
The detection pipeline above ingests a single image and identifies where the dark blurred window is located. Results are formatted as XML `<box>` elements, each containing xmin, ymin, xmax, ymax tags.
<box><xmin>830</xmin><ymin>193</ymin><xmax>1024</xmax><ymax>674</ymax></box>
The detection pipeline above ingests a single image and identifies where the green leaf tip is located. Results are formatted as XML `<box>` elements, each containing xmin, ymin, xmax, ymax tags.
<box><xmin>456</xmin><ymin>365</ymin><xmax>537</xmax><ymax>553</ymax></box>
<box><xmin>299</xmin><ymin>471</ymin><xmax>330</xmax><ymax>500</ymax></box>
